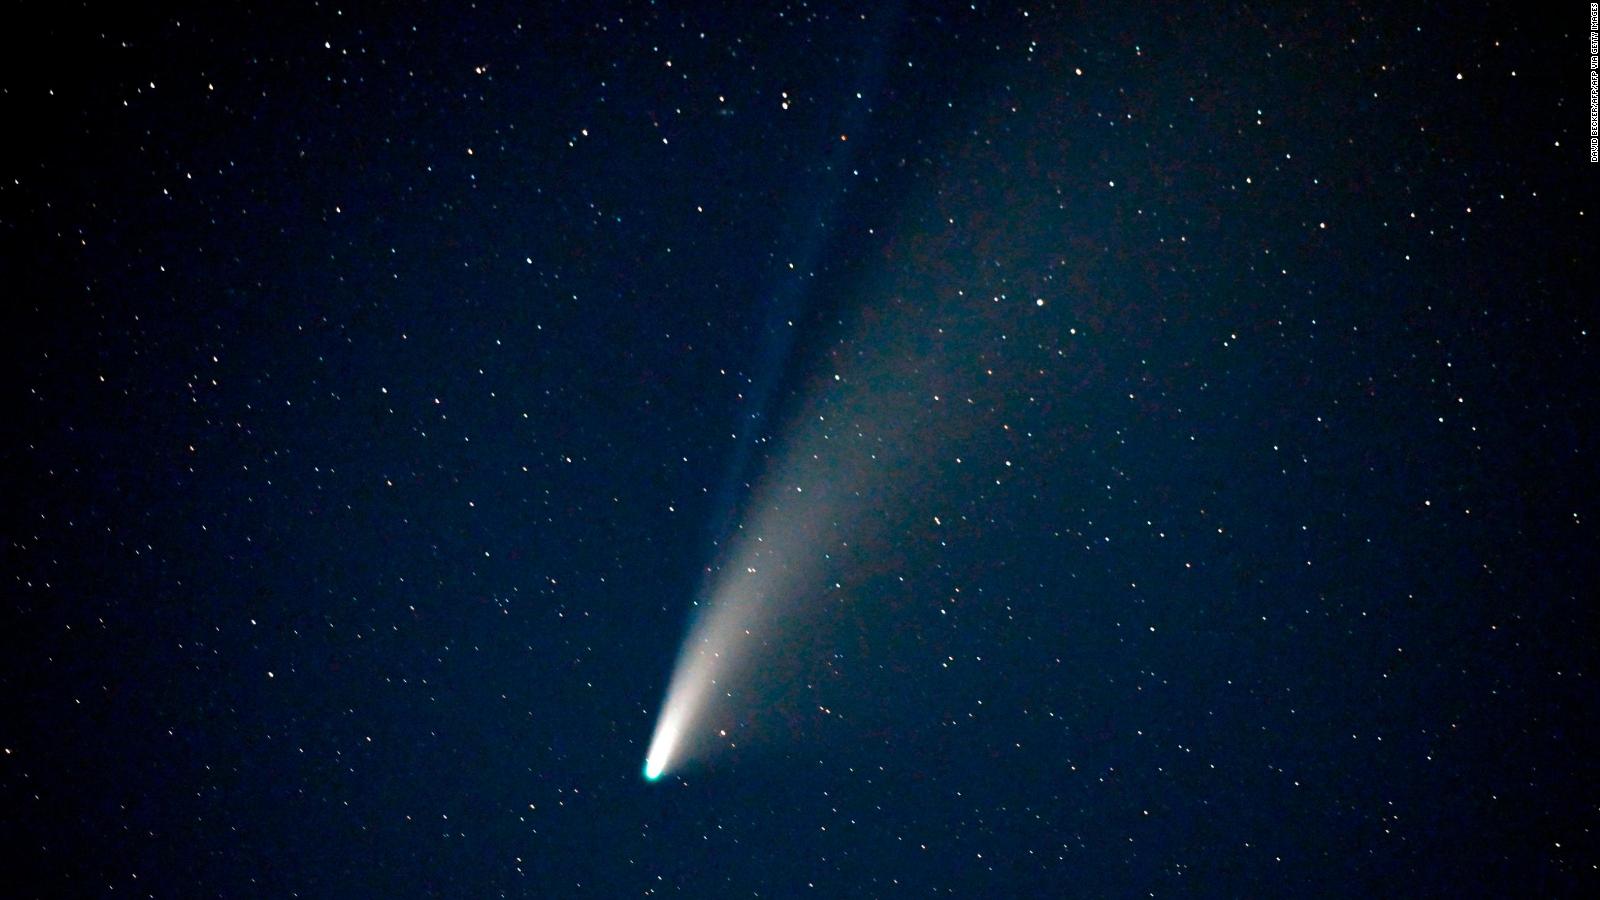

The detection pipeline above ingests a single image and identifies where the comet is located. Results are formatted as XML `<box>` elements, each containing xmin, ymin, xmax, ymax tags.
<box><xmin>640</xmin><ymin>293</ymin><xmax>977</xmax><ymax>781</ymax></box>
<box><xmin>642</xmin><ymin>10</ymin><xmax>910</xmax><ymax>784</ymax></box>
<box><xmin>639</xmin><ymin>247</ymin><xmax>1004</xmax><ymax>779</ymax></box>
<box><xmin>641</xmin><ymin>561</ymin><xmax>786</xmax><ymax>781</ymax></box>
<box><xmin>642</xmin><ymin>718</ymin><xmax>676</xmax><ymax>781</ymax></box>
<box><xmin>639</xmin><ymin>9</ymin><xmax>1089</xmax><ymax>779</ymax></box>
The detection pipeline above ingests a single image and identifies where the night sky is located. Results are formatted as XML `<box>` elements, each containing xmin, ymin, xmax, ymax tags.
<box><xmin>5</xmin><ymin>2</ymin><xmax>1597</xmax><ymax>896</ymax></box>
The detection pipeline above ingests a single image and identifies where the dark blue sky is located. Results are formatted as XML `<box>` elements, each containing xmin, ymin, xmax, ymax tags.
<box><xmin>5</xmin><ymin>2</ymin><xmax>1595</xmax><ymax>896</ymax></box>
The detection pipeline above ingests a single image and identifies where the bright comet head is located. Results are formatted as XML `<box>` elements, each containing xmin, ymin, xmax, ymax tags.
<box><xmin>643</xmin><ymin>713</ymin><xmax>681</xmax><ymax>782</ymax></box>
